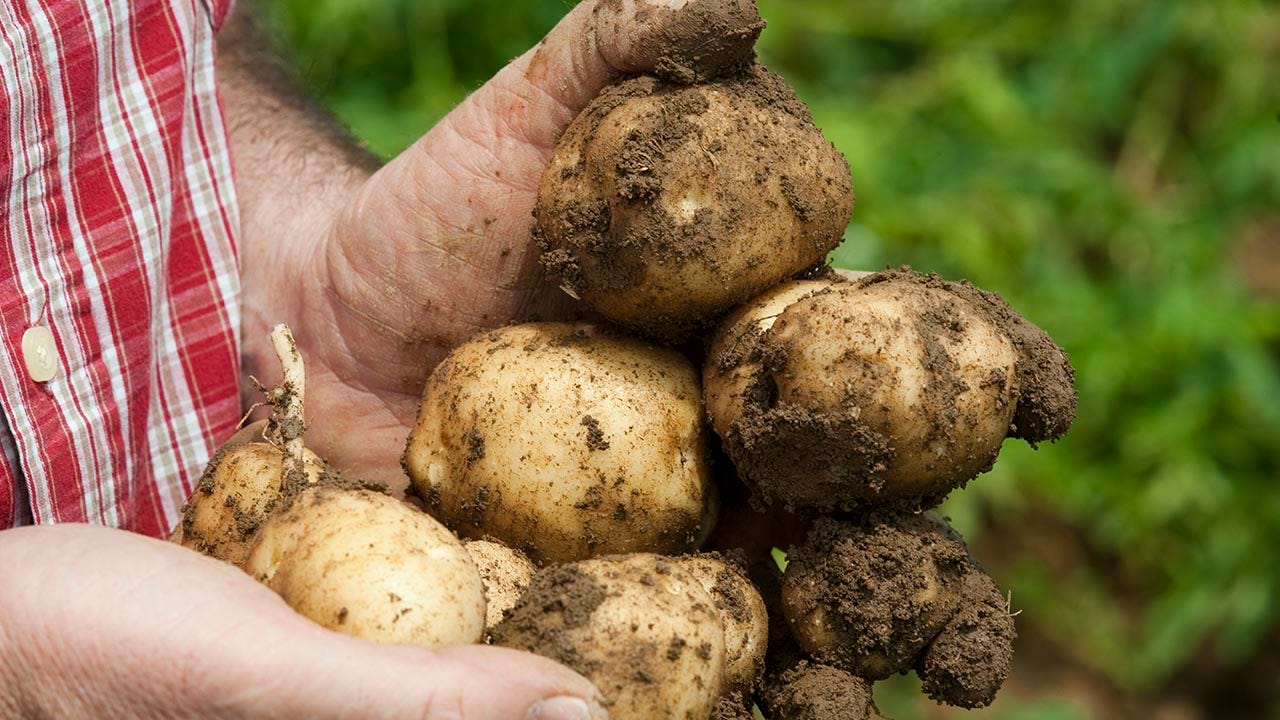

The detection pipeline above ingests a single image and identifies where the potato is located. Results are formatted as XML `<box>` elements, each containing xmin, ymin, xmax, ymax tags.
<box><xmin>704</xmin><ymin>268</ymin><xmax>1077</xmax><ymax>512</ymax></box>
<box><xmin>243</xmin><ymin>486</ymin><xmax>485</xmax><ymax>648</ymax></box>
<box><xmin>535</xmin><ymin>64</ymin><xmax>853</xmax><ymax>342</ymax></box>
<box><xmin>916</xmin><ymin>570</ymin><xmax>1016</xmax><ymax>709</ymax></box>
<box><xmin>762</xmin><ymin>661</ymin><xmax>871</xmax><ymax>720</ymax></box>
<box><xmin>493</xmin><ymin>554</ymin><xmax>726</xmax><ymax>720</ymax></box>
<box><xmin>677</xmin><ymin>554</ymin><xmax>769</xmax><ymax>695</ymax></box>
<box><xmin>464</xmin><ymin>539</ymin><xmax>536</xmax><ymax>631</ymax></box>
<box><xmin>404</xmin><ymin>322</ymin><xmax>716</xmax><ymax>563</ymax></box>
<box><xmin>177</xmin><ymin>439</ymin><xmax>327</xmax><ymax>566</ymax></box>
<box><xmin>780</xmin><ymin>513</ymin><xmax>971</xmax><ymax>680</ymax></box>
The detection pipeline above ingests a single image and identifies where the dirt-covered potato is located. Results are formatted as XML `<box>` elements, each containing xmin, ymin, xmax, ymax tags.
<box><xmin>404</xmin><ymin>322</ymin><xmax>716</xmax><ymax>564</ymax></box>
<box><xmin>705</xmin><ymin>268</ymin><xmax>1077</xmax><ymax>512</ymax></box>
<box><xmin>677</xmin><ymin>554</ymin><xmax>769</xmax><ymax>695</ymax></box>
<box><xmin>780</xmin><ymin>513</ymin><xmax>972</xmax><ymax>680</ymax></box>
<box><xmin>177</xmin><ymin>438</ymin><xmax>326</xmax><ymax>566</ymax></box>
<box><xmin>762</xmin><ymin>661</ymin><xmax>871</xmax><ymax>720</ymax></box>
<box><xmin>493</xmin><ymin>554</ymin><xmax>727</xmax><ymax>720</ymax></box>
<box><xmin>916</xmin><ymin>570</ymin><xmax>1016</xmax><ymax>709</ymax></box>
<box><xmin>244</xmin><ymin>486</ymin><xmax>485</xmax><ymax>649</ymax></box>
<box><xmin>535</xmin><ymin>64</ymin><xmax>853</xmax><ymax>342</ymax></box>
<box><xmin>464</xmin><ymin>539</ymin><xmax>536</xmax><ymax>631</ymax></box>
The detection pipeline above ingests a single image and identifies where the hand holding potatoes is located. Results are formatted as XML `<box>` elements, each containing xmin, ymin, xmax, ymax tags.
<box><xmin>172</xmin><ymin>1</ymin><xmax>1077</xmax><ymax>715</ymax></box>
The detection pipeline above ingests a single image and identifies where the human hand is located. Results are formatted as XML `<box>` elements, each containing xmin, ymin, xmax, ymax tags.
<box><xmin>242</xmin><ymin>0</ymin><xmax>764</xmax><ymax>491</ymax></box>
<box><xmin>0</xmin><ymin>524</ymin><xmax>605</xmax><ymax>719</ymax></box>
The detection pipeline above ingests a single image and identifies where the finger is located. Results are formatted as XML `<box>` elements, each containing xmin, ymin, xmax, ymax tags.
<box><xmin>270</xmin><ymin>639</ymin><xmax>607</xmax><ymax>720</ymax></box>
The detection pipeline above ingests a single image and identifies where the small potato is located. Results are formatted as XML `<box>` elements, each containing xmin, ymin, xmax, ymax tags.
<box><xmin>916</xmin><ymin>570</ymin><xmax>1016</xmax><ymax>709</ymax></box>
<box><xmin>762</xmin><ymin>661</ymin><xmax>871</xmax><ymax>720</ymax></box>
<box><xmin>493</xmin><ymin>554</ymin><xmax>727</xmax><ymax>720</ymax></box>
<box><xmin>464</xmin><ymin>539</ymin><xmax>536</xmax><ymax>631</ymax></box>
<box><xmin>177</xmin><ymin>438</ymin><xmax>326</xmax><ymax>566</ymax></box>
<box><xmin>780</xmin><ymin>513</ymin><xmax>970</xmax><ymax>680</ymax></box>
<box><xmin>704</xmin><ymin>268</ymin><xmax>1076</xmax><ymax>512</ymax></box>
<box><xmin>404</xmin><ymin>322</ymin><xmax>716</xmax><ymax>564</ymax></box>
<box><xmin>536</xmin><ymin>65</ymin><xmax>853</xmax><ymax>342</ymax></box>
<box><xmin>677</xmin><ymin>554</ymin><xmax>769</xmax><ymax>695</ymax></box>
<box><xmin>244</xmin><ymin>486</ymin><xmax>485</xmax><ymax>649</ymax></box>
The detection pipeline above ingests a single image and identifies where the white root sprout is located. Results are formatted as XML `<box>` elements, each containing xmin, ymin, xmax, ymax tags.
<box><xmin>269</xmin><ymin>323</ymin><xmax>307</xmax><ymax>489</ymax></box>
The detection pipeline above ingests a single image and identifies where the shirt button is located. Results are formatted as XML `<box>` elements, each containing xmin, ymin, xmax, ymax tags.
<box><xmin>21</xmin><ymin>326</ymin><xmax>58</xmax><ymax>382</ymax></box>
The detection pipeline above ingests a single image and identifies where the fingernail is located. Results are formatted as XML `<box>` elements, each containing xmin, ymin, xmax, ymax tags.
<box><xmin>527</xmin><ymin>695</ymin><xmax>593</xmax><ymax>720</ymax></box>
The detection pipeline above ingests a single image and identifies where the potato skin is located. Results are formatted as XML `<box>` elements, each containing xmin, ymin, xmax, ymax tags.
<box><xmin>676</xmin><ymin>554</ymin><xmax>769</xmax><ymax>696</ymax></box>
<box><xmin>536</xmin><ymin>65</ymin><xmax>853</xmax><ymax>342</ymax></box>
<box><xmin>243</xmin><ymin>486</ymin><xmax>485</xmax><ymax>649</ymax></box>
<box><xmin>464</xmin><ymin>539</ymin><xmax>536</xmax><ymax>631</ymax></box>
<box><xmin>704</xmin><ymin>268</ymin><xmax>1075</xmax><ymax>512</ymax></box>
<box><xmin>493</xmin><ymin>554</ymin><xmax>727</xmax><ymax>720</ymax></box>
<box><xmin>404</xmin><ymin>322</ymin><xmax>716</xmax><ymax>564</ymax></box>
<box><xmin>177</xmin><ymin>441</ymin><xmax>326</xmax><ymax>566</ymax></box>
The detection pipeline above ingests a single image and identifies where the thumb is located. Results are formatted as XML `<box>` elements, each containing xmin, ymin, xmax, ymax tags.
<box><xmin>276</xmin><ymin>638</ymin><xmax>607</xmax><ymax>720</ymax></box>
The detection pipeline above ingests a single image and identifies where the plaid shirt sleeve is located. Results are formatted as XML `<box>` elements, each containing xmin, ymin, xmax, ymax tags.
<box><xmin>0</xmin><ymin>0</ymin><xmax>242</xmax><ymax>537</ymax></box>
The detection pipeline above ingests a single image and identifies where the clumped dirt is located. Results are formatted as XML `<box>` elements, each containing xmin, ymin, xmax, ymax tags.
<box><xmin>781</xmin><ymin>514</ymin><xmax>972</xmax><ymax>680</ymax></box>
<box><xmin>712</xmin><ymin>267</ymin><xmax>1076</xmax><ymax>513</ymax></box>
<box><xmin>762</xmin><ymin>661</ymin><xmax>871</xmax><ymax>720</ymax></box>
<box><xmin>491</xmin><ymin>564</ymin><xmax>608</xmax><ymax>670</ymax></box>
<box><xmin>536</xmin><ymin>63</ymin><xmax>852</xmax><ymax>343</ymax></box>
<box><xmin>709</xmin><ymin>695</ymin><xmax>754</xmax><ymax>720</ymax></box>
<box><xmin>917</xmin><ymin>570</ymin><xmax>1016</xmax><ymax>709</ymax></box>
<box><xmin>647</xmin><ymin>0</ymin><xmax>766</xmax><ymax>83</ymax></box>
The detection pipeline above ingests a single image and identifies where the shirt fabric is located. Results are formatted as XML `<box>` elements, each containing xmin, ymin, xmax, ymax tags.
<box><xmin>0</xmin><ymin>0</ymin><xmax>241</xmax><ymax>537</ymax></box>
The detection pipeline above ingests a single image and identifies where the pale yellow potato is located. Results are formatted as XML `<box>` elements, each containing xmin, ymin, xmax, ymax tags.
<box><xmin>676</xmin><ymin>554</ymin><xmax>769</xmax><ymax>695</ymax></box>
<box><xmin>493</xmin><ymin>554</ymin><xmax>727</xmax><ymax>720</ymax></box>
<box><xmin>244</xmin><ymin>486</ymin><xmax>485</xmax><ymax>648</ymax></box>
<box><xmin>176</xmin><ymin>440</ymin><xmax>326</xmax><ymax>566</ymax></box>
<box><xmin>535</xmin><ymin>64</ymin><xmax>853</xmax><ymax>342</ymax></box>
<box><xmin>405</xmin><ymin>322</ymin><xmax>716</xmax><ymax>564</ymax></box>
<box><xmin>704</xmin><ymin>269</ymin><xmax>1066</xmax><ymax>512</ymax></box>
<box><xmin>464</xmin><ymin>539</ymin><xmax>536</xmax><ymax>631</ymax></box>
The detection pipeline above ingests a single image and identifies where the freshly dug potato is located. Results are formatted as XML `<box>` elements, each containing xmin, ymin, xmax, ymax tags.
<box><xmin>493</xmin><ymin>554</ymin><xmax>727</xmax><ymax>720</ymax></box>
<box><xmin>916</xmin><ymin>570</ymin><xmax>1016</xmax><ymax>709</ymax></box>
<box><xmin>244</xmin><ymin>486</ymin><xmax>485</xmax><ymax>648</ymax></box>
<box><xmin>780</xmin><ymin>513</ymin><xmax>971</xmax><ymax>680</ymax></box>
<box><xmin>705</xmin><ymin>268</ymin><xmax>1077</xmax><ymax>512</ymax></box>
<box><xmin>404</xmin><ymin>322</ymin><xmax>716</xmax><ymax>564</ymax></box>
<box><xmin>464</xmin><ymin>539</ymin><xmax>536</xmax><ymax>631</ymax></box>
<box><xmin>535</xmin><ymin>64</ymin><xmax>853</xmax><ymax>342</ymax></box>
<box><xmin>677</xmin><ymin>554</ymin><xmax>769</xmax><ymax>695</ymax></box>
<box><xmin>762</xmin><ymin>661</ymin><xmax>871</xmax><ymax>720</ymax></box>
<box><xmin>177</xmin><ymin>440</ymin><xmax>326</xmax><ymax>566</ymax></box>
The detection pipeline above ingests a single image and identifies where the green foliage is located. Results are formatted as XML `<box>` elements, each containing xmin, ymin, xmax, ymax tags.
<box><xmin>261</xmin><ymin>0</ymin><xmax>1280</xmax><ymax>704</ymax></box>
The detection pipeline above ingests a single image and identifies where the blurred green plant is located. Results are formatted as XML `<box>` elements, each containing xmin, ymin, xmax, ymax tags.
<box><xmin>261</xmin><ymin>0</ymin><xmax>1280</xmax><ymax>712</ymax></box>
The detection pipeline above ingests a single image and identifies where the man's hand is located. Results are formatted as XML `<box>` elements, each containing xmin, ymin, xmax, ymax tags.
<box><xmin>0</xmin><ymin>524</ymin><xmax>605</xmax><ymax>719</ymax></box>
<box><xmin>222</xmin><ymin>0</ymin><xmax>763</xmax><ymax>491</ymax></box>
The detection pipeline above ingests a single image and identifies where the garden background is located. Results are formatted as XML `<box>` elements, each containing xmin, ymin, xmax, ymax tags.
<box><xmin>257</xmin><ymin>1</ymin><xmax>1280</xmax><ymax>717</ymax></box>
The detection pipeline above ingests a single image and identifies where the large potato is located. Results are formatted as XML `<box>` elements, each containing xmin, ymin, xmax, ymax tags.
<box><xmin>177</xmin><ymin>436</ymin><xmax>326</xmax><ymax>566</ymax></box>
<box><xmin>243</xmin><ymin>486</ymin><xmax>485</xmax><ymax>648</ymax></box>
<box><xmin>404</xmin><ymin>322</ymin><xmax>716</xmax><ymax>564</ymax></box>
<box><xmin>704</xmin><ymin>268</ymin><xmax>1076</xmax><ymax>511</ymax></box>
<box><xmin>493</xmin><ymin>554</ymin><xmax>727</xmax><ymax>720</ymax></box>
<box><xmin>535</xmin><ymin>64</ymin><xmax>853</xmax><ymax>342</ymax></box>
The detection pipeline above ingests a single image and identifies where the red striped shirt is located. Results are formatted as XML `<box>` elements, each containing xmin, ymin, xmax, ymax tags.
<box><xmin>0</xmin><ymin>0</ymin><xmax>240</xmax><ymax>537</ymax></box>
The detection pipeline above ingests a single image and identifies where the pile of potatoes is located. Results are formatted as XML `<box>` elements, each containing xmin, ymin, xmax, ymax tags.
<box><xmin>176</xmin><ymin>3</ymin><xmax>1077</xmax><ymax>718</ymax></box>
